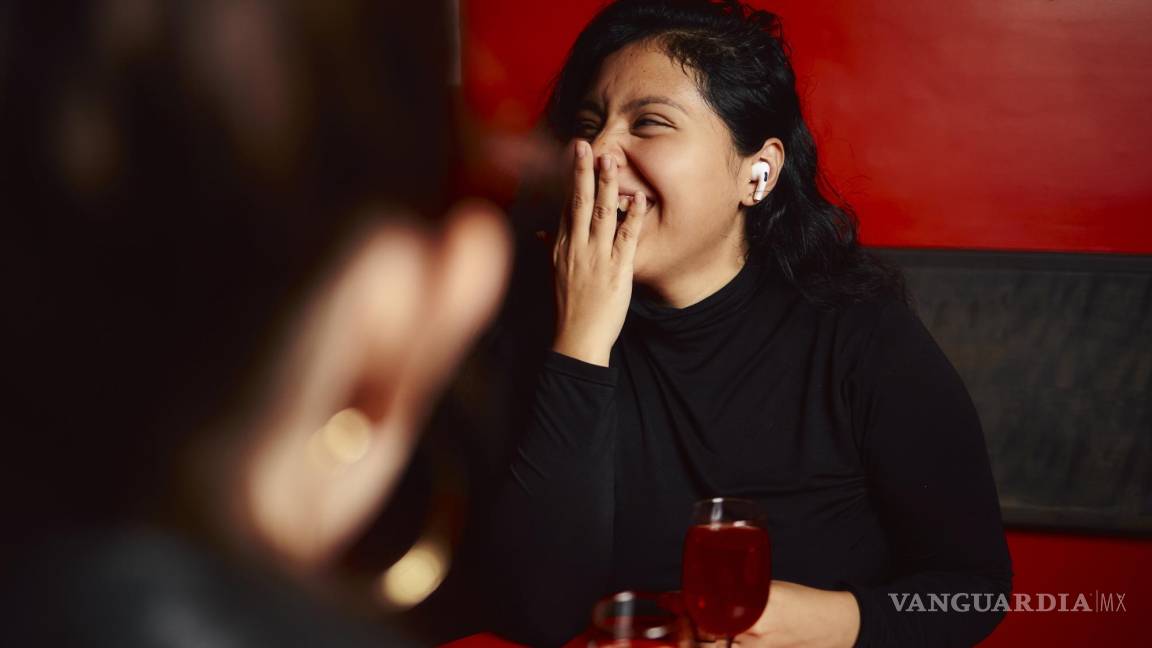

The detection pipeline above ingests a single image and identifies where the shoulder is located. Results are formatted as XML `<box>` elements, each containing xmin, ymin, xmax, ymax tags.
<box><xmin>818</xmin><ymin>292</ymin><xmax>912</xmax><ymax>347</ymax></box>
<box><xmin>827</xmin><ymin>296</ymin><xmax>973</xmax><ymax>408</ymax></box>
<box><xmin>822</xmin><ymin>295</ymin><xmax>948</xmax><ymax>381</ymax></box>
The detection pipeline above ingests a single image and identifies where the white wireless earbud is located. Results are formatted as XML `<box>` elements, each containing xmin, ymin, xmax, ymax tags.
<box><xmin>751</xmin><ymin>161</ymin><xmax>771</xmax><ymax>201</ymax></box>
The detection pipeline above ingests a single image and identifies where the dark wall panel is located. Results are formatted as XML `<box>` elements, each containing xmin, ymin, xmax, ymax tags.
<box><xmin>884</xmin><ymin>249</ymin><xmax>1152</xmax><ymax>534</ymax></box>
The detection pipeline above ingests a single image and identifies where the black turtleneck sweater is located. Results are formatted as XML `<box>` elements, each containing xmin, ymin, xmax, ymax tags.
<box><xmin>488</xmin><ymin>259</ymin><xmax>1012</xmax><ymax>647</ymax></box>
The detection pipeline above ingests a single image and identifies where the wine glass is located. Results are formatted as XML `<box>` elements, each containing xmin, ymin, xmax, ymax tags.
<box><xmin>681</xmin><ymin>498</ymin><xmax>772</xmax><ymax>647</ymax></box>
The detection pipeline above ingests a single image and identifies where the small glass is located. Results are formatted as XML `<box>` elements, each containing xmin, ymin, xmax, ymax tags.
<box><xmin>588</xmin><ymin>591</ymin><xmax>689</xmax><ymax>647</ymax></box>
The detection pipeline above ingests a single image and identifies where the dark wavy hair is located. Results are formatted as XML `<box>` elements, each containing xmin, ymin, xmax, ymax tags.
<box><xmin>546</xmin><ymin>0</ymin><xmax>904</xmax><ymax>307</ymax></box>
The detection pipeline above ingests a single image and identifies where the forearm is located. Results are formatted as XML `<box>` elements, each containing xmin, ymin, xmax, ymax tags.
<box><xmin>487</xmin><ymin>350</ymin><xmax>619</xmax><ymax>646</ymax></box>
<box><xmin>488</xmin><ymin>461</ymin><xmax>614</xmax><ymax>646</ymax></box>
<box><xmin>740</xmin><ymin>581</ymin><xmax>860</xmax><ymax>648</ymax></box>
<box><xmin>845</xmin><ymin>567</ymin><xmax>1011</xmax><ymax>647</ymax></box>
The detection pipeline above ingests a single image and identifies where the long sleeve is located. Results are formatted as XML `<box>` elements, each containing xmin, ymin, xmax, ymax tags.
<box><xmin>844</xmin><ymin>301</ymin><xmax>1013</xmax><ymax>647</ymax></box>
<box><xmin>487</xmin><ymin>351</ymin><xmax>619</xmax><ymax>647</ymax></box>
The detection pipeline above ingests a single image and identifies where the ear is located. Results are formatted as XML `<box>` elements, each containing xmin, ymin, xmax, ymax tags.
<box><xmin>242</xmin><ymin>201</ymin><xmax>510</xmax><ymax>569</ymax></box>
<box><xmin>739</xmin><ymin>138</ymin><xmax>786</xmax><ymax>208</ymax></box>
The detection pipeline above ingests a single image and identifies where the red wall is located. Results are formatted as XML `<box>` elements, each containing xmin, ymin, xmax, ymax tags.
<box><xmin>461</xmin><ymin>0</ymin><xmax>1152</xmax><ymax>644</ymax></box>
<box><xmin>463</xmin><ymin>0</ymin><xmax>1152</xmax><ymax>253</ymax></box>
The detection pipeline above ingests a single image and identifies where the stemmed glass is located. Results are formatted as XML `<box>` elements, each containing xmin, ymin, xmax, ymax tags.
<box><xmin>681</xmin><ymin>498</ymin><xmax>772</xmax><ymax>647</ymax></box>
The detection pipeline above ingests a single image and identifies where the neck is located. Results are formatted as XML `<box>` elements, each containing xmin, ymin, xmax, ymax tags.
<box><xmin>638</xmin><ymin>241</ymin><xmax>748</xmax><ymax>309</ymax></box>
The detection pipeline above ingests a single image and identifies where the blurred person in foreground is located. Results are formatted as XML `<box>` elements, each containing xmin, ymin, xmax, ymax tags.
<box><xmin>1</xmin><ymin>1</ymin><xmax>509</xmax><ymax>646</ymax></box>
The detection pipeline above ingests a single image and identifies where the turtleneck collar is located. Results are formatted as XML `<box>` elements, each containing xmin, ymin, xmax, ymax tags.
<box><xmin>626</xmin><ymin>258</ymin><xmax>774</xmax><ymax>337</ymax></box>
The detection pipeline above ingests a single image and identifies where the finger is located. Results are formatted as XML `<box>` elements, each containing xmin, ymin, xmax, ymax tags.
<box><xmin>553</xmin><ymin>208</ymin><xmax>570</xmax><ymax>261</ymax></box>
<box><xmin>552</xmin><ymin>230</ymin><xmax>567</xmax><ymax>269</ymax></box>
<box><xmin>613</xmin><ymin>191</ymin><xmax>647</xmax><ymax>266</ymax></box>
<box><xmin>568</xmin><ymin>140</ymin><xmax>594</xmax><ymax>247</ymax></box>
<box><xmin>395</xmin><ymin>200</ymin><xmax>512</xmax><ymax>412</ymax></box>
<box><xmin>557</xmin><ymin>140</ymin><xmax>583</xmax><ymax>234</ymax></box>
<box><xmin>590</xmin><ymin>154</ymin><xmax>619</xmax><ymax>254</ymax></box>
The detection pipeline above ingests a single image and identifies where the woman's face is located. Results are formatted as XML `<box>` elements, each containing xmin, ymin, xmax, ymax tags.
<box><xmin>573</xmin><ymin>41</ymin><xmax>748</xmax><ymax>285</ymax></box>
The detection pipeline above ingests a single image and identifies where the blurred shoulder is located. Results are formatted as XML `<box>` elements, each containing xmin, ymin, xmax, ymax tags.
<box><xmin>3</xmin><ymin>527</ymin><xmax>418</xmax><ymax>648</ymax></box>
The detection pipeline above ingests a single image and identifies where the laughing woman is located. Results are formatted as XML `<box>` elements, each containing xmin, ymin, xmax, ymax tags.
<box><xmin>487</xmin><ymin>1</ymin><xmax>1011</xmax><ymax>646</ymax></box>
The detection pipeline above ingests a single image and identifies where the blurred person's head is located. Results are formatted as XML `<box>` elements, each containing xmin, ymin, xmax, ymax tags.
<box><xmin>3</xmin><ymin>0</ymin><xmax>509</xmax><ymax>569</ymax></box>
<box><xmin>544</xmin><ymin>0</ymin><xmax>901</xmax><ymax>305</ymax></box>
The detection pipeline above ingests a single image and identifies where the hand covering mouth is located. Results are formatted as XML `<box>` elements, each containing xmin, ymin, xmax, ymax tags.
<box><xmin>617</xmin><ymin>192</ymin><xmax>656</xmax><ymax>219</ymax></box>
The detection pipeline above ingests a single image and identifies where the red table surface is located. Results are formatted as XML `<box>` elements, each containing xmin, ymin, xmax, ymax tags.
<box><xmin>441</xmin><ymin>632</ymin><xmax>584</xmax><ymax>648</ymax></box>
<box><xmin>443</xmin><ymin>633</ymin><xmax>681</xmax><ymax>647</ymax></box>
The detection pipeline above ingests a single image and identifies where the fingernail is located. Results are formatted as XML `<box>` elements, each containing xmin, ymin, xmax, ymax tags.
<box><xmin>636</xmin><ymin>193</ymin><xmax>647</xmax><ymax>209</ymax></box>
<box><xmin>576</xmin><ymin>141</ymin><xmax>588</xmax><ymax>158</ymax></box>
<box><xmin>619</xmin><ymin>196</ymin><xmax>632</xmax><ymax>212</ymax></box>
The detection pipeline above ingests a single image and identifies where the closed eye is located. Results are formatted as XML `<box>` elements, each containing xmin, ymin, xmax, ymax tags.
<box><xmin>573</xmin><ymin>117</ymin><xmax>601</xmax><ymax>138</ymax></box>
<box><xmin>633</xmin><ymin>117</ymin><xmax>672</xmax><ymax>131</ymax></box>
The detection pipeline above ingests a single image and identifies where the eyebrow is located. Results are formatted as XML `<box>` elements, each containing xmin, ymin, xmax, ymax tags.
<box><xmin>624</xmin><ymin>95</ymin><xmax>688</xmax><ymax>114</ymax></box>
<box><xmin>577</xmin><ymin>95</ymin><xmax>689</xmax><ymax>115</ymax></box>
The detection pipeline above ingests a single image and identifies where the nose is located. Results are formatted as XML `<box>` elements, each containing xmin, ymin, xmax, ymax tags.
<box><xmin>589</xmin><ymin>125</ymin><xmax>628</xmax><ymax>170</ymax></box>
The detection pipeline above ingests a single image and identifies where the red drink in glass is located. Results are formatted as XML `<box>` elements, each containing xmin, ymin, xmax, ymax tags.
<box><xmin>681</xmin><ymin>522</ymin><xmax>771</xmax><ymax>638</ymax></box>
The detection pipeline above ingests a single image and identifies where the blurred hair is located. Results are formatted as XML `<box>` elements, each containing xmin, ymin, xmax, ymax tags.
<box><xmin>1</xmin><ymin>0</ymin><xmax>455</xmax><ymax>523</ymax></box>
<box><xmin>545</xmin><ymin>0</ymin><xmax>905</xmax><ymax>307</ymax></box>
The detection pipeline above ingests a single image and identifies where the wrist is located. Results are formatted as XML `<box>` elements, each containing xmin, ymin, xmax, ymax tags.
<box><xmin>827</xmin><ymin>590</ymin><xmax>861</xmax><ymax>648</ymax></box>
<box><xmin>747</xmin><ymin>582</ymin><xmax>860</xmax><ymax>648</ymax></box>
<box><xmin>552</xmin><ymin>333</ymin><xmax>611</xmax><ymax>367</ymax></box>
